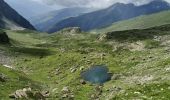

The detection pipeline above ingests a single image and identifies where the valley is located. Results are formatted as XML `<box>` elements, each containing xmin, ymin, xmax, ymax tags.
<box><xmin>1</xmin><ymin>24</ymin><xmax>170</xmax><ymax>99</ymax></box>
<box><xmin>1</xmin><ymin>0</ymin><xmax>170</xmax><ymax>99</ymax></box>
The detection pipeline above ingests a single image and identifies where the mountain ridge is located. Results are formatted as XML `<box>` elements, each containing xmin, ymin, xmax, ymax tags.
<box><xmin>0</xmin><ymin>0</ymin><xmax>35</xmax><ymax>30</ymax></box>
<box><xmin>95</xmin><ymin>10</ymin><xmax>170</xmax><ymax>33</ymax></box>
<box><xmin>47</xmin><ymin>0</ymin><xmax>170</xmax><ymax>33</ymax></box>
<box><xmin>29</xmin><ymin>7</ymin><xmax>94</xmax><ymax>32</ymax></box>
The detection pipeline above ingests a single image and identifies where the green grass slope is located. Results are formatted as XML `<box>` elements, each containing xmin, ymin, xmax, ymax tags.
<box><xmin>0</xmin><ymin>65</ymin><xmax>42</xmax><ymax>99</ymax></box>
<box><xmin>0</xmin><ymin>25</ymin><xmax>170</xmax><ymax>99</ymax></box>
<box><xmin>94</xmin><ymin>10</ymin><xmax>170</xmax><ymax>33</ymax></box>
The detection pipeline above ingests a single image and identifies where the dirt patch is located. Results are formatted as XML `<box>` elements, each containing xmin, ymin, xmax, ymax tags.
<box><xmin>125</xmin><ymin>75</ymin><xmax>154</xmax><ymax>85</ymax></box>
<box><xmin>128</xmin><ymin>41</ymin><xmax>145</xmax><ymax>51</ymax></box>
<box><xmin>112</xmin><ymin>41</ymin><xmax>145</xmax><ymax>51</ymax></box>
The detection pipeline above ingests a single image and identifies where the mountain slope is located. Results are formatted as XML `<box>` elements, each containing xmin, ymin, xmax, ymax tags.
<box><xmin>0</xmin><ymin>65</ymin><xmax>43</xmax><ymax>99</ymax></box>
<box><xmin>0</xmin><ymin>0</ymin><xmax>35</xmax><ymax>30</ymax></box>
<box><xmin>95</xmin><ymin>10</ymin><xmax>170</xmax><ymax>33</ymax></box>
<box><xmin>29</xmin><ymin>7</ymin><xmax>95</xmax><ymax>32</ymax></box>
<box><xmin>48</xmin><ymin>0</ymin><xmax>170</xmax><ymax>33</ymax></box>
<box><xmin>4</xmin><ymin>0</ymin><xmax>56</xmax><ymax>20</ymax></box>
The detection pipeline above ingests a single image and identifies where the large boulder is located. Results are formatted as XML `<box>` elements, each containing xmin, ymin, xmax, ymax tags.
<box><xmin>0</xmin><ymin>31</ymin><xmax>9</xmax><ymax>43</ymax></box>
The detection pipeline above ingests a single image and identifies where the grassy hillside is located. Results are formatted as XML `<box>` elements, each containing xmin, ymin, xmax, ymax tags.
<box><xmin>0</xmin><ymin>25</ymin><xmax>170</xmax><ymax>99</ymax></box>
<box><xmin>95</xmin><ymin>10</ymin><xmax>170</xmax><ymax>33</ymax></box>
<box><xmin>0</xmin><ymin>65</ymin><xmax>42</xmax><ymax>99</ymax></box>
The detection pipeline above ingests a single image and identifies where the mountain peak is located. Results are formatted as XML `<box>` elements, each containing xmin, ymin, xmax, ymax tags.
<box><xmin>148</xmin><ymin>0</ymin><xmax>170</xmax><ymax>6</ymax></box>
<box><xmin>108</xmin><ymin>2</ymin><xmax>135</xmax><ymax>10</ymax></box>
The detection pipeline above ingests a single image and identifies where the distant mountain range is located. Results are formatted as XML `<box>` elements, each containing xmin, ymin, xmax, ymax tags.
<box><xmin>29</xmin><ymin>7</ymin><xmax>95</xmax><ymax>32</ymax></box>
<box><xmin>0</xmin><ymin>0</ymin><xmax>35</xmax><ymax>30</ymax></box>
<box><xmin>47</xmin><ymin>0</ymin><xmax>170</xmax><ymax>33</ymax></box>
<box><xmin>95</xmin><ymin>10</ymin><xmax>170</xmax><ymax>33</ymax></box>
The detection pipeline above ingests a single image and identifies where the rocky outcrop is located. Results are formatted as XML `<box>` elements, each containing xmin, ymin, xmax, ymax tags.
<box><xmin>0</xmin><ymin>31</ymin><xmax>9</xmax><ymax>43</ymax></box>
<box><xmin>58</xmin><ymin>27</ymin><xmax>82</xmax><ymax>34</ymax></box>
<box><xmin>9</xmin><ymin>88</ymin><xmax>49</xmax><ymax>99</ymax></box>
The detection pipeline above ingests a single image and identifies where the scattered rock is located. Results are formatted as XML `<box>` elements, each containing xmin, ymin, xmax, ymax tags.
<box><xmin>98</xmin><ymin>33</ymin><xmax>107</xmax><ymax>41</ymax></box>
<box><xmin>61</xmin><ymin>87</ymin><xmax>70</xmax><ymax>93</ymax></box>
<box><xmin>148</xmin><ymin>56</ymin><xmax>153</xmax><ymax>59</ymax></box>
<box><xmin>80</xmin><ymin>79</ymin><xmax>86</xmax><ymax>85</ymax></box>
<box><xmin>9</xmin><ymin>88</ymin><xmax>47</xmax><ymax>99</ymax></box>
<box><xmin>60</xmin><ymin>48</ymin><xmax>66</xmax><ymax>53</ymax></box>
<box><xmin>165</xmin><ymin>67</ymin><xmax>170</xmax><ymax>71</ymax></box>
<box><xmin>70</xmin><ymin>67</ymin><xmax>77</xmax><ymax>73</ymax></box>
<box><xmin>34</xmin><ymin>91</ymin><xmax>45</xmax><ymax>100</ymax></box>
<box><xmin>111</xmin><ymin>74</ymin><xmax>121</xmax><ymax>80</ymax></box>
<box><xmin>61</xmin><ymin>86</ymin><xmax>74</xmax><ymax>99</ymax></box>
<box><xmin>94</xmin><ymin>85</ymin><xmax>103</xmax><ymax>96</ymax></box>
<box><xmin>168</xmin><ymin>87</ymin><xmax>170</xmax><ymax>90</ymax></box>
<box><xmin>86</xmin><ymin>60</ymin><xmax>91</xmax><ymax>64</ymax></box>
<box><xmin>134</xmin><ymin>91</ymin><xmax>141</xmax><ymax>94</ymax></box>
<box><xmin>79</xmin><ymin>66</ymin><xmax>85</xmax><ymax>71</ymax></box>
<box><xmin>3</xmin><ymin>64</ymin><xmax>13</xmax><ymax>69</ymax></box>
<box><xmin>55</xmin><ymin>68</ymin><xmax>61</xmax><ymax>75</ymax></box>
<box><xmin>60</xmin><ymin>27</ymin><xmax>82</xmax><ymax>34</ymax></box>
<box><xmin>62</xmin><ymin>94</ymin><xmax>69</xmax><ymax>98</ymax></box>
<box><xmin>52</xmin><ymin>88</ymin><xmax>58</xmax><ymax>93</ymax></box>
<box><xmin>128</xmin><ymin>41</ymin><xmax>145</xmax><ymax>51</ymax></box>
<box><xmin>161</xmin><ymin>88</ymin><xmax>164</xmax><ymax>91</ymax></box>
<box><xmin>15</xmin><ymin>89</ymin><xmax>28</xmax><ymax>98</ymax></box>
<box><xmin>9</xmin><ymin>88</ymin><xmax>32</xmax><ymax>99</ymax></box>
<box><xmin>153</xmin><ymin>36</ymin><xmax>161</xmax><ymax>41</ymax></box>
<box><xmin>90</xmin><ymin>94</ymin><xmax>99</xmax><ymax>100</ymax></box>
<box><xmin>101</xmin><ymin>53</ymin><xmax>106</xmax><ymax>57</ymax></box>
<box><xmin>70</xmin><ymin>94</ymin><xmax>74</xmax><ymax>98</ymax></box>
<box><xmin>41</xmin><ymin>91</ymin><xmax>50</xmax><ymax>97</ymax></box>
<box><xmin>56</xmin><ymin>68</ymin><xmax>60</xmax><ymax>72</ymax></box>
<box><xmin>0</xmin><ymin>73</ymin><xmax>7</xmax><ymax>82</ymax></box>
<box><xmin>114</xmin><ymin>86</ymin><xmax>122</xmax><ymax>92</ymax></box>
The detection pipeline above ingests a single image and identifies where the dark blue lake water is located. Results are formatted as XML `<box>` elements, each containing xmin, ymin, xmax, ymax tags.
<box><xmin>81</xmin><ymin>65</ymin><xmax>112</xmax><ymax>84</ymax></box>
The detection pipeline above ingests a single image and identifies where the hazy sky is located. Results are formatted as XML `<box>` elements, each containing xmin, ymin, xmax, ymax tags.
<box><xmin>5</xmin><ymin>0</ymin><xmax>170</xmax><ymax>10</ymax></box>
<box><xmin>4</xmin><ymin>0</ymin><xmax>170</xmax><ymax>19</ymax></box>
<box><xmin>32</xmin><ymin>0</ymin><xmax>170</xmax><ymax>8</ymax></box>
